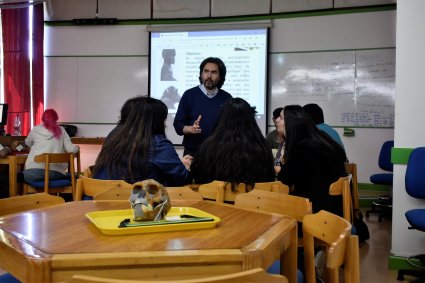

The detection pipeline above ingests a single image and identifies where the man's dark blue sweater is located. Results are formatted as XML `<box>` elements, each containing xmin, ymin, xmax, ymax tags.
<box><xmin>173</xmin><ymin>86</ymin><xmax>232</xmax><ymax>155</ymax></box>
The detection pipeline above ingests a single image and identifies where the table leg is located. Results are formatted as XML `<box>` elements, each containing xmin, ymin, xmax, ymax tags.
<box><xmin>282</xmin><ymin>223</ymin><xmax>298</xmax><ymax>283</ymax></box>
<box><xmin>8</xmin><ymin>157</ymin><xmax>17</xmax><ymax>197</ymax></box>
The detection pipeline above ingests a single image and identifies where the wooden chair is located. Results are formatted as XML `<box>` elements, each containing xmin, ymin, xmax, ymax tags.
<box><xmin>83</xmin><ymin>165</ymin><xmax>95</xmax><ymax>177</ymax></box>
<box><xmin>93</xmin><ymin>187</ymin><xmax>133</xmax><ymax>200</ymax></box>
<box><xmin>22</xmin><ymin>151</ymin><xmax>81</xmax><ymax>199</ymax></box>
<box><xmin>0</xmin><ymin>192</ymin><xmax>65</xmax><ymax>216</ymax></box>
<box><xmin>254</xmin><ymin>181</ymin><xmax>290</xmax><ymax>194</ymax></box>
<box><xmin>64</xmin><ymin>267</ymin><xmax>287</xmax><ymax>283</ymax></box>
<box><xmin>198</xmin><ymin>180</ymin><xmax>288</xmax><ymax>203</ymax></box>
<box><xmin>198</xmin><ymin>180</ymin><xmax>248</xmax><ymax>203</ymax></box>
<box><xmin>303</xmin><ymin>210</ymin><xmax>359</xmax><ymax>283</ymax></box>
<box><xmin>235</xmin><ymin>189</ymin><xmax>311</xmax><ymax>222</ymax></box>
<box><xmin>235</xmin><ymin>189</ymin><xmax>312</xmax><ymax>248</ymax></box>
<box><xmin>328</xmin><ymin>176</ymin><xmax>352</xmax><ymax>223</ymax></box>
<box><xmin>344</xmin><ymin>163</ymin><xmax>359</xmax><ymax>211</ymax></box>
<box><xmin>75</xmin><ymin>176</ymin><xmax>133</xmax><ymax>200</ymax></box>
<box><xmin>166</xmin><ymin>186</ymin><xmax>203</xmax><ymax>201</ymax></box>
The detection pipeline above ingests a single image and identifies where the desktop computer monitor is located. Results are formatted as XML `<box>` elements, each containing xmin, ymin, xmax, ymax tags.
<box><xmin>0</xmin><ymin>104</ymin><xmax>9</xmax><ymax>136</ymax></box>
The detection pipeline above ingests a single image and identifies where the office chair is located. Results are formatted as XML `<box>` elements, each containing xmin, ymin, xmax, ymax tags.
<box><xmin>365</xmin><ymin>140</ymin><xmax>394</xmax><ymax>221</ymax></box>
<box><xmin>397</xmin><ymin>147</ymin><xmax>425</xmax><ymax>281</ymax></box>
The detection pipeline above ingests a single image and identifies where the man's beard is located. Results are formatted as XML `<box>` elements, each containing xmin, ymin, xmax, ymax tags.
<box><xmin>203</xmin><ymin>79</ymin><xmax>217</xmax><ymax>90</ymax></box>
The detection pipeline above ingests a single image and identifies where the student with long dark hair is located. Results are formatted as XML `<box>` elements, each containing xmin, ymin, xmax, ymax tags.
<box><xmin>104</xmin><ymin>96</ymin><xmax>142</xmax><ymax>143</ymax></box>
<box><xmin>190</xmin><ymin>97</ymin><xmax>275</xmax><ymax>191</ymax></box>
<box><xmin>93</xmin><ymin>97</ymin><xmax>192</xmax><ymax>186</ymax></box>
<box><xmin>276</xmin><ymin>105</ymin><xmax>347</xmax><ymax>216</ymax></box>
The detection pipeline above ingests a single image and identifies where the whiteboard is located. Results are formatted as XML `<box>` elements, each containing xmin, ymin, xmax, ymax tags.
<box><xmin>45</xmin><ymin>56</ymin><xmax>149</xmax><ymax>137</ymax></box>
<box><xmin>269</xmin><ymin>49</ymin><xmax>395</xmax><ymax>127</ymax></box>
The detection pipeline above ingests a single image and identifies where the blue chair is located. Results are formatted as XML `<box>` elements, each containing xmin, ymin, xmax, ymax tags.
<box><xmin>397</xmin><ymin>147</ymin><xmax>425</xmax><ymax>281</ymax></box>
<box><xmin>366</xmin><ymin>140</ymin><xmax>394</xmax><ymax>221</ymax></box>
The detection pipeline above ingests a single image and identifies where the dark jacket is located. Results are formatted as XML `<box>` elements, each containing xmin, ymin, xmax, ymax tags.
<box><xmin>278</xmin><ymin>138</ymin><xmax>346</xmax><ymax>216</ymax></box>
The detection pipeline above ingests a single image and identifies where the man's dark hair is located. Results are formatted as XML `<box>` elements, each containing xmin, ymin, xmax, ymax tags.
<box><xmin>303</xmin><ymin>103</ymin><xmax>324</xmax><ymax>124</ymax></box>
<box><xmin>198</xmin><ymin>57</ymin><xmax>226</xmax><ymax>89</ymax></box>
<box><xmin>272</xmin><ymin>107</ymin><xmax>284</xmax><ymax>120</ymax></box>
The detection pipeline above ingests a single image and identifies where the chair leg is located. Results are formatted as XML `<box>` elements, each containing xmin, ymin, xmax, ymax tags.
<box><xmin>365</xmin><ymin>197</ymin><xmax>392</xmax><ymax>222</ymax></box>
<box><xmin>397</xmin><ymin>269</ymin><xmax>425</xmax><ymax>281</ymax></box>
<box><xmin>397</xmin><ymin>255</ymin><xmax>425</xmax><ymax>281</ymax></box>
<box><xmin>22</xmin><ymin>184</ymin><xmax>28</xmax><ymax>195</ymax></box>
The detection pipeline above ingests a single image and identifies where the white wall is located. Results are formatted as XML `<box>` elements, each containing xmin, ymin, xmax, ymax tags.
<box><xmin>391</xmin><ymin>0</ymin><xmax>425</xmax><ymax>257</ymax></box>
<box><xmin>269</xmin><ymin>11</ymin><xmax>395</xmax><ymax>183</ymax></box>
<box><xmin>44</xmin><ymin>10</ymin><xmax>395</xmax><ymax>184</ymax></box>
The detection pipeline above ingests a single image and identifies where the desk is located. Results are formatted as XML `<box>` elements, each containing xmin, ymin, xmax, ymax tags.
<box><xmin>0</xmin><ymin>153</ymin><xmax>27</xmax><ymax>196</ymax></box>
<box><xmin>0</xmin><ymin>200</ymin><xmax>297</xmax><ymax>283</ymax></box>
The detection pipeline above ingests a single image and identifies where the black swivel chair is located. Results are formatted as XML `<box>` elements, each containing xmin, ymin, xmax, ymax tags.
<box><xmin>365</xmin><ymin>140</ymin><xmax>394</xmax><ymax>222</ymax></box>
<box><xmin>397</xmin><ymin>147</ymin><xmax>425</xmax><ymax>281</ymax></box>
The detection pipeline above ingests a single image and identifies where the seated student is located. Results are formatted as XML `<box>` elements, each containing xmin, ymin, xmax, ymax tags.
<box><xmin>267</xmin><ymin>107</ymin><xmax>286</xmax><ymax>175</ymax></box>
<box><xmin>190</xmin><ymin>97</ymin><xmax>275</xmax><ymax>191</ymax></box>
<box><xmin>23</xmin><ymin>109</ymin><xmax>80</xmax><ymax>184</ymax></box>
<box><xmin>303</xmin><ymin>103</ymin><xmax>345</xmax><ymax>150</ymax></box>
<box><xmin>105</xmin><ymin>96</ymin><xmax>142</xmax><ymax>143</ymax></box>
<box><xmin>92</xmin><ymin>96</ymin><xmax>192</xmax><ymax>186</ymax></box>
<box><xmin>275</xmin><ymin>105</ymin><xmax>347</xmax><ymax>216</ymax></box>
<box><xmin>266</xmin><ymin>107</ymin><xmax>284</xmax><ymax>150</ymax></box>
<box><xmin>0</xmin><ymin>145</ymin><xmax>11</xmax><ymax>198</ymax></box>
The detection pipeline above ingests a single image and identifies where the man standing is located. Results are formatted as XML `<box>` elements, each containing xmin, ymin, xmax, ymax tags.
<box><xmin>174</xmin><ymin>57</ymin><xmax>232</xmax><ymax>156</ymax></box>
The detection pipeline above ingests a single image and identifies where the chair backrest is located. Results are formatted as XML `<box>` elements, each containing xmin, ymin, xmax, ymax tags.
<box><xmin>0</xmin><ymin>193</ymin><xmax>64</xmax><ymax>216</ymax></box>
<box><xmin>166</xmin><ymin>186</ymin><xmax>203</xmax><ymax>201</ymax></box>
<box><xmin>378</xmin><ymin>140</ymin><xmax>394</xmax><ymax>172</ymax></box>
<box><xmin>405</xmin><ymin>147</ymin><xmax>425</xmax><ymax>199</ymax></box>
<box><xmin>75</xmin><ymin>176</ymin><xmax>133</xmax><ymax>200</ymax></box>
<box><xmin>254</xmin><ymin>181</ymin><xmax>290</xmax><ymax>194</ymax></box>
<box><xmin>344</xmin><ymin>163</ymin><xmax>359</xmax><ymax>210</ymax></box>
<box><xmin>64</xmin><ymin>267</ymin><xmax>287</xmax><ymax>283</ymax></box>
<box><xmin>198</xmin><ymin>180</ymin><xmax>248</xmax><ymax>203</ymax></box>
<box><xmin>93</xmin><ymin>187</ymin><xmax>133</xmax><ymax>200</ymax></box>
<box><xmin>84</xmin><ymin>165</ymin><xmax>95</xmax><ymax>177</ymax></box>
<box><xmin>234</xmin><ymin>189</ymin><xmax>312</xmax><ymax>223</ymax></box>
<box><xmin>328</xmin><ymin>176</ymin><xmax>352</xmax><ymax>223</ymax></box>
<box><xmin>29</xmin><ymin>151</ymin><xmax>81</xmax><ymax>198</ymax></box>
<box><xmin>303</xmin><ymin>210</ymin><xmax>359</xmax><ymax>283</ymax></box>
<box><xmin>197</xmin><ymin>180</ymin><xmax>288</xmax><ymax>203</ymax></box>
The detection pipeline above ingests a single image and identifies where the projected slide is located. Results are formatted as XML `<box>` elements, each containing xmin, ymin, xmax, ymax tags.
<box><xmin>150</xmin><ymin>28</ymin><xmax>268</xmax><ymax>144</ymax></box>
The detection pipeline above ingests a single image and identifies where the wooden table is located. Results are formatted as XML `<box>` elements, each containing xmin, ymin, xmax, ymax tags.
<box><xmin>0</xmin><ymin>152</ymin><xmax>28</xmax><ymax>197</ymax></box>
<box><xmin>0</xmin><ymin>200</ymin><xmax>297</xmax><ymax>283</ymax></box>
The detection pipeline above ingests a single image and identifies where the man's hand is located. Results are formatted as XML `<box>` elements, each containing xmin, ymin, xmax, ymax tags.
<box><xmin>183</xmin><ymin>115</ymin><xmax>202</xmax><ymax>135</ymax></box>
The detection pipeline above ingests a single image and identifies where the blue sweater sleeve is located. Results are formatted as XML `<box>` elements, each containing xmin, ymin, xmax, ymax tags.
<box><xmin>152</xmin><ymin>136</ymin><xmax>192</xmax><ymax>186</ymax></box>
<box><xmin>173</xmin><ymin>90</ymin><xmax>191</xmax><ymax>136</ymax></box>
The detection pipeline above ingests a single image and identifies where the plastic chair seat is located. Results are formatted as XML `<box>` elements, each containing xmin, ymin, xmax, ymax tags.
<box><xmin>370</xmin><ymin>173</ymin><xmax>393</xmax><ymax>185</ymax></box>
<box><xmin>405</xmin><ymin>209</ymin><xmax>425</xmax><ymax>232</ymax></box>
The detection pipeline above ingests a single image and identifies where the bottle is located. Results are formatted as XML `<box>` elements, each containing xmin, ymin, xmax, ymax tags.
<box><xmin>13</xmin><ymin>114</ymin><xmax>22</xmax><ymax>136</ymax></box>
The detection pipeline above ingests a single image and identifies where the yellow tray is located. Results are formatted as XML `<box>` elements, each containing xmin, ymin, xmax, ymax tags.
<box><xmin>86</xmin><ymin>207</ymin><xmax>221</xmax><ymax>235</ymax></box>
